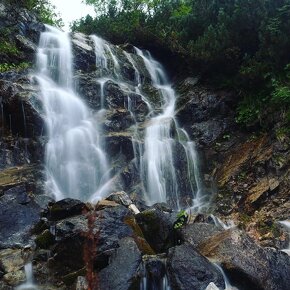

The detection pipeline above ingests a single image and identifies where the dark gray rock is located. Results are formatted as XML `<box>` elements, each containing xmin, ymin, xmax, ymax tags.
<box><xmin>95</xmin><ymin>206</ymin><xmax>134</xmax><ymax>253</ymax></box>
<box><xmin>99</xmin><ymin>237</ymin><xmax>141</xmax><ymax>290</ymax></box>
<box><xmin>105</xmin><ymin>134</ymin><xmax>134</xmax><ymax>162</ymax></box>
<box><xmin>181</xmin><ymin>222</ymin><xmax>222</xmax><ymax>248</ymax></box>
<box><xmin>72</xmin><ymin>33</ymin><xmax>96</xmax><ymax>73</ymax></box>
<box><xmin>139</xmin><ymin>255</ymin><xmax>168</xmax><ymax>290</ymax></box>
<box><xmin>47</xmin><ymin>198</ymin><xmax>88</xmax><ymax>221</ymax></box>
<box><xmin>198</xmin><ymin>229</ymin><xmax>290</xmax><ymax>290</ymax></box>
<box><xmin>0</xmin><ymin>79</ymin><xmax>43</xmax><ymax>138</ymax></box>
<box><xmin>168</xmin><ymin>244</ymin><xmax>225</xmax><ymax>290</ymax></box>
<box><xmin>47</xmin><ymin>215</ymin><xmax>88</xmax><ymax>276</ymax></box>
<box><xmin>49</xmin><ymin>206</ymin><xmax>134</xmax><ymax>277</ymax></box>
<box><xmin>104</xmin><ymin>109</ymin><xmax>134</xmax><ymax>132</ymax></box>
<box><xmin>0</xmin><ymin>185</ymin><xmax>42</xmax><ymax>249</ymax></box>
<box><xmin>135</xmin><ymin>208</ymin><xmax>176</xmax><ymax>253</ymax></box>
<box><xmin>0</xmin><ymin>4</ymin><xmax>44</xmax><ymax>64</ymax></box>
<box><xmin>106</xmin><ymin>191</ymin><xmax>133</xmax><ymax>207</ymax></box>
<box><xmin>75</xmin><ymin>72</ymin><xmax>101</xmax><ymax>110</ymax></box>
<box><xmin>176</xmin><ymin>86</ymin><xmax>237</xmax><ymax>147</ymax></box>
<box><xmin>15</xmin><ymin>34</ymin><xmax>37</xmax><ymax>53</ymax></box>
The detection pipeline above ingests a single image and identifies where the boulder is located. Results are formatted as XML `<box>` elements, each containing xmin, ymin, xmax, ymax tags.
<box><xmin>181</xmin><ymin>222</ymin><xmax>222</xmax><ymax>248</ymax></box>
<box><xmin>47</xmin><ymin>215</ymin><xmax>88</xmax><ymax>276</ymax></box>
<box><xmin>99</xmin><ymin>237</ymin><xmax>141</xmax><ymax>290</ymax></box>
<box><xmin>0</xmin><ymin>249</ymin><xmax>24</xmax><ymax>273</ymax></box>
<box><xmin>135</xmin><ymin>208</ymin><xmax>176</xmax><ymax>253</ymax></box>
<box><xmin>47</xmin><ymin>198</ymin><xmax>88</xmax><ymax>221</ymax></box>
<box><xmin>167</xmin><ymin>244</ymin><xmax>225</xmax><ymax>290</ymax></box>
<box><xmin>198</xmin><ymin>228</ymin><xmax>290</xmax><ymax>290</ymax></box>
<box><xmin>48</xmin><ymin>205</ymin><xmax>134</xmax><ymax>279</ymax></box>
<box><xmin>95</xmin><ymin>206</ymin><xmax>134</xmax><ymax>254</ymax></box>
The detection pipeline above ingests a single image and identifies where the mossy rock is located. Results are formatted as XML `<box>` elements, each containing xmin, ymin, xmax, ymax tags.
<box><xmin>124</xmin><ymin>216</ymin><xmax>144</xmax><ymax>237</ymax></box>
<box><xmin>124</xmin><ymin>216</ymin><xmax>155</xmax><ymax>255</ymax></box>
<box><xmin>48</xmin><ymin>198</ymin><xmax>87</xmax><ymax>221</ymax></box>
<box><xmin>62</xmin><ymin>267</ymin><xmax>86</xmax><ymax>286</ymax></box>
<box><xmin>35</xmin><ymin>229</ymin><xmax>55</xmax><ymax>249</ymax></box>
<box><xmin>135</xmin><ymin>208</ymin><xmax>176</xmax><ymax>253</ymax></box>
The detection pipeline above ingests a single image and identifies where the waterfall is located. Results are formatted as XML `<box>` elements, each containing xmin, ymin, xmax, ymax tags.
<box><xmin>279</xmin><ymin>220</ymin><xmax>290</xmax><ymax>255</ymax></box>
<box><xmin>36</xmin><ymin>26</ymin><xmax>209</xmax><ymax>211</ymax></box>
<box><xmin>15</xmin><ymin>263</ymin><xmax>38</xmax><ymax>290</ymax></box>
<box><xmin>36</xmin><ymin>25</ymin><xmax>109</xmax><ymax>201</ymax></box>
<box><xmin>135</xmin><ymin>48</ymin><xmax>205</xmax><ymax>210</ymax></box>
<box><xmin>139</xmin><ymin>256</ymin><xmax>171</xmax><ymax>290</ymax></box>
<box><xmin>212</xmin><ymin>264</ymin><xmax>239</xmax><ymax>290</ymax></box>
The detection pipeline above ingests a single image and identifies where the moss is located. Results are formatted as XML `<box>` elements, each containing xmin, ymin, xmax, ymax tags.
<box><xmin>124</xmin><ymin>216</ymin><xmax>155</xmax><ymax>255</ymax></box>
<box><xmin>35</xmin><ymin>229</ymin><xmax>55</xmax><ymax>249</ymax></box>
<box><xmin>124</xmin><ymin>216</ymin><xmax>144</xmax><ymax>237</ymax></box>
<box><xmin>141</xmin><ymin>83</ymin><xmax>162</xmax><ymax>107</ymax></box>
<box><xmin>275</xmin><ymin>126</ymin><xmax>290</xmax><ymax>142</ymax></box>
<box><xmin>32</xmin><ymin>219</ymin><xmax>48</xmax><ymax>235</ymax></box>
<box><xmin>257</xmin><ymin>220</ymin><xmax>281</xmax><ymax>238</ymax></box>
<box><xmin>62</xmin><ymin>267</ymin><xmax>86</xmax><ymax>286</ymax></box>
<box><xmin>238</xmin><ymin>213</ymin><xmax>252</xmax><ymax>229</ymax></box>
<box><xmin>0</xmin><ymin>62</ymin><xmax>30</xmax><ymax>73</ymax></box>
<box><xmin>134</xmin><ymin>236</ymin><xmax>155</xmax><ymax>255</ymax></box>
<box><xmin>0</xmin><ymin>41</ymin><xmax>19</xmax><ymax>56</ymax></box>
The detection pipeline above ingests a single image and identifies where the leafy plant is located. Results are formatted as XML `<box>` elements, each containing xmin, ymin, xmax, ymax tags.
<box><xmin>173</xmin><ymin>209</ymin><xmax>188</xmax><ymax>229</ymax></box>
<box><xmin>0</xmin><ymin>62</ymin><xmax>31</xmax><ymax>73</ymax></box>
<box><xmin>0</xmin><ymin>41</ymin><xmax>19</xmax><ymax>55</ymax></box>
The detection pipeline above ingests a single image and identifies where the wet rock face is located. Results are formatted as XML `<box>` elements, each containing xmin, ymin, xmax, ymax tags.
<box><xmin>197</xmin><ymin>228</ymin><xmax>290</xmax><ymax>290</ymax></box>
<box><xmin>0</xmin><ymin>76</ymin><xmax>45</xmax><ymax>200</ymax></box>
<box><xmin>0</xmin><ymin>184</ymin><xmax>42</xmax><ymax>249</ymax></box>
<box><xmin>168</xmin><ymin>244</ymin><xmax>225</xmax><ymax>290</ymax></box>
<box><xmin>0</xmin><ymin>78</ymin><xmax>44</xmax><ymax>139</ymax></box>
<box><xmin>99</xmin><ymin>237</ymin><xmax>141</xmax><ymax>290</ymax></box>
<box><xmin>72</xmin><ymin>33</ymin><xmax>96</xmax><ymax>73</ymax></box>
<box><xmin>47</xmin><ymin>198</ymin><xmax>88</xmax><ymax>221</ymax></box>
<box><xmin>176</xmin><ymin>84</ymin><xmax>237</xmax><ymax>148</ymax></box>
<box><xmin>176</xmin><ymin>79</ymin><xmax>289</xmax><ymax>247</ymax></box>
<box><xmin>0</xmin><ymin>3</ymin><xmax>44</xmax><ymax>63</ymax></box>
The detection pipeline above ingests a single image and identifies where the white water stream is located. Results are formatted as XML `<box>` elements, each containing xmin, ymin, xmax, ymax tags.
<box><xmin>36</xmin><ymin>25</ymin><xmax>210</xmax><ymax>211</ymax></box>
<box><xmin>36</xmin><ymin>25</ymin><xmax>109</xmax><ymax>201</ymax></box>
<box><xmin>279</xmin><ymin>220</ymin><xmax>290</xmax><ymax>255</ymax></box>
<box><xmin>15</xmin><ymin>263</ymin><xmax>38</xmax><ymax>290</ymax></box>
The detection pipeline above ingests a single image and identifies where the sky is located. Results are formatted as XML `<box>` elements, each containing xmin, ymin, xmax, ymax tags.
<box><xmin>50</xmin><ymin>0</ymin><xmax>96</xmax><ymax>31</ymax></box>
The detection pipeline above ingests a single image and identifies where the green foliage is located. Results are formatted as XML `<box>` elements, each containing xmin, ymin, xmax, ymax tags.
<box><xmin>0</xmin><ymin>41</ymin><xmax>19</xmax><ymax>55</ymax></box>
<box><xmin>236</xmin><ymin>99</ymin><xmax>261</xmax><ymax>126</ymax></box>
<box><xmin>173</xmin><ymin>210</ymin><xmax>188</xmax><ymax>229</ymax></box>
<box><xmin>272</xmin><ymin>81</ymin><xmax>290</xmax><ymax>104</ymax></box>
<box><xmin>3</xmin><ymin>0</ymin><xmax>63</xmax><ymax>27</ymax></box>
<box><xmin>0</xmin><ymin>62</ymin><xmax>31</xmax><ymax>73</ymax></box>
<box><xmin>72</xmin><ymin>0</ymin><xmax>290</xmax><ymax>126</ymax></box>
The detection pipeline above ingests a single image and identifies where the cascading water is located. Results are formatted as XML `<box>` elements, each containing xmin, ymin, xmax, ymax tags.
<box><xmin>88</xmin><ymin>35</ymin><xmax>208</xmax><ymax>210</ymax></box>
<box><xmin>279</xmin><ymin>220</ymin><xmax>290</xmax><ymax>255</ymax></box>
<box><xmin>36</xmin><ymin>25</ymin><xmax>209</xmax><ymax>211</ymax></box>
<box><xmin>210</xmin><ymin>264</ymin><xmax>239</xmax><ymax>290</ymax></box>
<box><xmin>36</xmin><ymin>26</ymin><xmax>109</xmax><ymax>201</ymax></box>
<box><xmin>135</xmin><ymin>48</ymin><xmax>205</xmax><ymax>210</ymax></box>
<box><xmin>16</xmin><ymin>263</ymin><xmax>38</xmax><ymax>290</ymax></box>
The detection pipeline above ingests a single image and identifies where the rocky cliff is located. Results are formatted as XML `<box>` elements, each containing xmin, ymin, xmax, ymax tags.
<box><xmin>0</xmin><ymin>4</ymin><xmax>289</xmax><ymax>290</ymax></box>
